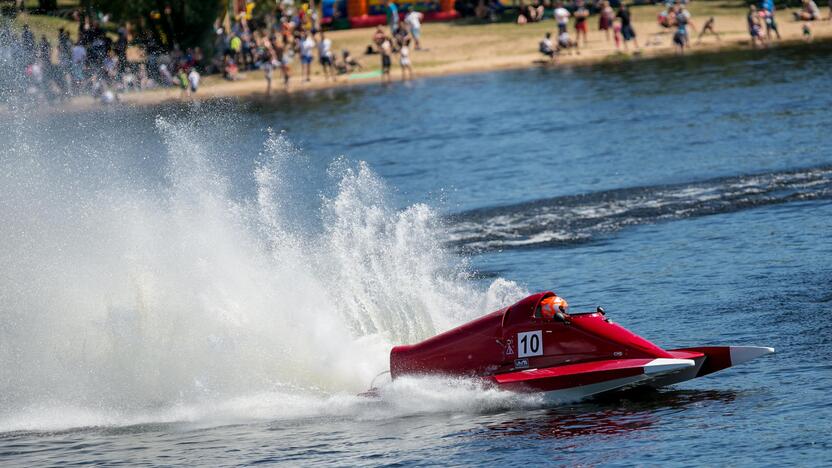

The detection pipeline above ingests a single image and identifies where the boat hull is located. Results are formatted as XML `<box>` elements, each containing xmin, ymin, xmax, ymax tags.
<box><xmin>492</xmin><ymin>346</ymin><xmax>774</xmax><ymax>401</ymax></box>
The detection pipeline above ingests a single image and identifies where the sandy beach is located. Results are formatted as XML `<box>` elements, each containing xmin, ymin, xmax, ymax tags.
<box><xmin>21</xmin><ymin>2</ymin><xmax>832</xmax><ymax>109</ymax></box>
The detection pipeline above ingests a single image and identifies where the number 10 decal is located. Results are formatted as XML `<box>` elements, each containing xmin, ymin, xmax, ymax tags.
<box><xmin>517</xmin><ymin>330</ymin><xmax>543</xmax><ymax>358</ymax></box>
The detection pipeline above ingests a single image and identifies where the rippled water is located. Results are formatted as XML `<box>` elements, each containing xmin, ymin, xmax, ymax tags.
<box><xmin>2</xmin><ymin>43</ymin><xmax>831</xmax><ymax>465</ymax></box>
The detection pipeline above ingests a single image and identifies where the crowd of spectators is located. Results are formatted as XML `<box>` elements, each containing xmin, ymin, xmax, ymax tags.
<box><xmin>536</xmin><ymin>0</ymin><xmax>832</xmax><ymax>60</ymax></box>
<box><xmin>2</xmin><ymin>0</ymin><xmax>830</xmax><ymax>105</ymax></box>
<box><xmin>212</xmin><ymin>0</ymin><xmax>423</xmax><ymax>93</ymax></box>
<box><xmin>0</xmin><ymin>11</ymin><xmax>208</xmax><ymax>104</ymax></box>
<box><xmin>538</xmin><ymin>0</ymin><xmax>639</xmax><ymax>59</ymax></box>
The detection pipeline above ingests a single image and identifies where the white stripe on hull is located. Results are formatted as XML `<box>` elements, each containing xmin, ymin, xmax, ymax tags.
<box><xmin>540</xmin><ymin>358</ymin><xmax>695</xmax><ymax>403</ymax></box>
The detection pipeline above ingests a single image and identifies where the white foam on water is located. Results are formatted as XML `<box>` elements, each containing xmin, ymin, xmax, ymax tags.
<box><xmin>0</xmin><ymin>375</ymin><xmax>545</xmax><ymax>433</ymax></box>
<box><xmin>0</xmin><ymin>116</ymin><xmax>527</xmax><ymax>433</ymax></box>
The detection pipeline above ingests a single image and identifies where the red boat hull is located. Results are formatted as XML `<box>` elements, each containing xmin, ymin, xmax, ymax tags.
<box><xmin>388</xmin><ymin>292</ymin><xmax>773</xmax><ymax>401</ymax></box>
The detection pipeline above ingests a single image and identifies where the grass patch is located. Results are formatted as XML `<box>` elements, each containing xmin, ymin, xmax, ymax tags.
<box><xmin>6</xmin><ymin>12</ymin><xmax>78</xmax><ymax>41</ymax></box>
<box><xmin>21</xmin><ymin>0</ymin><xmax>81</xmax><ymax>8</ymax></box>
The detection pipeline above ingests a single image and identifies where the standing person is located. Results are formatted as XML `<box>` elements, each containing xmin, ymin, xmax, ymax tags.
<box><xmin>21</xmin><ymin>24</ymin><xmax>36</xmax><ymax>65</ymax></box>
<box><xmin>318</xmin><ymin>30</ymin><xmax>334</xmax><ymax>81</ymax></box>
<box><xmin>574</xmin><ymin>0</ymin><xmax>589</xmax><ymax>47</ymax></box>
<box><xmin>385</xmin><ymin>0</ymin><xmax>400</xmax><ymax>34</ymax></box>
<box><xmin>275</xmin><ymin>38</ymin><xmax>291</xmax><ymax>89</ymax></box>
<box><xmin>177</xmin><ymin>68</ymin><xmax>189</xmax><ymax>97</ymax></box>
<box><xmin>299</xmin><ymin>32</ymin><xmax>315</xmax><ymax>82</ymax></box>
<box><xmin>761</xmin><ymin>0</ymin><xmax>781</xmax><ymax>40</ymax></box>
<box><xmin>115</xmin><ymin>28</ymin><xmax>128</xmax><ymax>79</ymax></box>
<box><xmin>599</xmin><ymin>0</ymin><xmax>615</xmax><ymax>42</ymax></box>
<box><xmin>554</xmin><ymin>2</ymin><xmax>571</xmax><ymax>35</ymax></box>
<box><xmin>616</xmin><ymin>4</ymin><xmax>640</xmax><ymax>51</ymax></box>
<box><xmin>159</xmin><ymin>63</ymin><xmax>175</xmax><ymax>85</ymax></box>
<box><xmin>188</xmin><ymin>67</ymin><xmax>200</xmax><ymax>95</ymax></box>
<box><xmin>263</xmin><ymin>48</ymin><xmax>276</xmax><ymax>95</ymax></box>
<box><xmin>372</xmin><ymin>25</ymin><xmax>386</xmax><ymax>46</ymax></box>
<box><xmin>747</xmin><ymin>5</ymin><xmax>765</xmax><ymax>48</ymax></box>
<box><xmin>137</xmin><ymin>63</ymin><xmax>149</xmax><ymax>89</ymax></box>
<box><xmin>274</xmin><ymin>39</ymin><xmax>291</xmax><ymax>90</ymax></box>
<box><xmin>57</xmin><ymin>28</ymin><xmax>72</xmax><ymax>94</ymax></box>
<box><xmin>241</xmin><ymin>30</ymin><xmax>256</xmax><ymax>70</ymax></box>
<box><xmin>229</xmin><ymin>33</ymin><xmax>243</xmax><ymax>65</ymax></box>
<box><xmin>672</xmin><ymin>7</ymin><xmax>688</xmax><ymax>54</ymax></box>
<box><xmin>380</xmin><ymin>35</ymin><xmax>393</xmax><ymax>83</ymax></box>
<box><xmin>58</xmin><ymin>28</ymin><xmax>71</xmax><ymax>68</ymax></box>
<box><xmin>70</xmin><ymin>40</ymin><xmax>86</xmax><ymax>93</ymax></box>
<box><xmin>696</xmin><ymin>16</ymin><xmax>721</xmax><ymax>43</ymax></box>
<box><xmin>399</xmin><ymin>38</ymin><xmax>412</xmax><ymax>80</ymax></box>
<box><xmin>38</xmin><ymin>35</ymin><xmax>51</xmax><ymax>65</ymax></box>
<box><xmin>673</xmin><ymin>5</ymin><xmax>693</xmax><ymax>51</ymax></box>
<box><xmin>404</xmin><ymin>8</ymin><xmax>424</xmax><ymax>50</ymax></box>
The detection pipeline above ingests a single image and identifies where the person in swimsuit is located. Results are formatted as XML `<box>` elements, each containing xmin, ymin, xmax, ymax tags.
<box><xmin>793</xmin><ymin>0</ymin><xmax>820</xmax><ymax>20</ymax></box>
<box><xmin>275</xmin><ymin>39</ymin><xmax>291</xmax><ymax>89</ymax></box>
<box><xmin>672</xmin><ymin>5</ymin><xmax>693</xmax><ymax>53</ymax></box>
<box><xmin>399</xmin><ymin>38</ymin><xmax>412</xmax><ymax>80</ymax></box>
<box><xmin>262</xmin><ymin>48</ymin><xmax>276</xmax><ymax>96</ymax></box>
<box><xmin>341</xmin><ymin>49</ymin><xmax>363</xmax><ymax>73</ymax></box>
<box><xmin>747</xmin><ymin>5</ymin><xmax>765</xmax><ymax>48</ymax></box>
<box><xmin>696</xmin><ymin>16</ymin><xmax>721</xmax><ymax>44</ymax></box>
<box><xmin>616</xmin><ymin>4</ymin><xmax>640</xmax><ymax>50</ymax></box>
<box><xmin>760</xmin><ymin>0</ymin><xmax>781</xmax><ymax>40</ymax></box>
<box><xmin>380</xmin><ymin>36</ymin><xmax>393</xmax><ymax>83</ymax></box>
<box><xmin>574</xmin><ymin>0</ymin><xmax>589</xmax><ymax>47</ymax></box>
<box><xmin>599</xmin><ymin>0</ymin><xmax>615</xmax><ymax>42</ymax></box>
<box><xmin>657</xmin><ymin>6</ymin><xmax>675</xmax><ymax>30</ymax></box>
<box><xmin>803</xmin><ymin>22</ymin><xmax>812</xmax><ymax>41</ymax></box>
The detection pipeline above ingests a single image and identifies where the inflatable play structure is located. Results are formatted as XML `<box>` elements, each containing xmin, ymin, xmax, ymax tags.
<box><xmin>321</xmin><ymin>0</ymin><xmax>458</xmax><ymax>29</ymax></box>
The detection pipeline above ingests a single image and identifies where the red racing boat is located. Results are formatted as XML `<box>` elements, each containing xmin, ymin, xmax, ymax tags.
<box><xmin>389</xmin><ymin>292</ymin><xmax>774</xmax><ymax>402</ymax></box>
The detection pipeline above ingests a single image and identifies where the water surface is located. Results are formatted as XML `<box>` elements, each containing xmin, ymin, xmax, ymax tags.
<box><xmin>1</xmin><ymin>43</ymin><xmax>831</xmax><ymax>466</ymax></box>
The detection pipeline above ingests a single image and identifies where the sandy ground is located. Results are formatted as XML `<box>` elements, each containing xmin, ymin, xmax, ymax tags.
<box><xmin>45</xmin><ymin>3</ymin><xmax>832</xmax><ymax>108</ymax></box>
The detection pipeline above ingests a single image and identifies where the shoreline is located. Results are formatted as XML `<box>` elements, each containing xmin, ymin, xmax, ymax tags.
<box><xmin>12</xmin><ymin>6</ymin><xmax>832</xmax><ymax>112</ymax></box>
<box><xmin>95</xmin><ymin>37</ymin><xmax>832</xmax><ymax>108</ymax></box>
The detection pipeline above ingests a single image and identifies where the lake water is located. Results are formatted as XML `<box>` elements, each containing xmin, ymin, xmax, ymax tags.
<box><xmin>1</xmin><ymin>43</ymin><xmax>831</xmax><ymax>465</ymax></box>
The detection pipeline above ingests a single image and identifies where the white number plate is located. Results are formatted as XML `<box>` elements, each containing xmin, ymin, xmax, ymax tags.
<box><xmin>517</xmin><ymin>330</ymin><xmax>543</xmax><ymax>358</ymax></box>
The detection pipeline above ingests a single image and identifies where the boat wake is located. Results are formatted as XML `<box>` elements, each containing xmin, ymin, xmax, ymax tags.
<box><xmin>447</xmin><ymin>165</ymin><xmax>832</xmax><ymax>251</ymax></box>
<box><xmin>0</xmin><ymin>376</ymin><xmax>545</xmax><ymax>433</ymax></box>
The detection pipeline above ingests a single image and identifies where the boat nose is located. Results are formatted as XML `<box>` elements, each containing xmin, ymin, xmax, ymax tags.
<box><xmin>729</xmin><ymin>346</ymin><xmax>775</xmax><ymax>365</ymax></box>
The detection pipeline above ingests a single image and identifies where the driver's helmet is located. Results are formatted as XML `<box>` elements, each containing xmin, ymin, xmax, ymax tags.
<box><xmin>539</xmin><ymin>295</ymin><xmax>569</xmax><ymax>319</ymax></box>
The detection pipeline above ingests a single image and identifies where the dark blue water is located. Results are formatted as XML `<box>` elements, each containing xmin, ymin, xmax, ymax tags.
<box><xmin>2</xmin><ymin>43</ymin><xmax>832</xmax><ymax>465</ymax></box>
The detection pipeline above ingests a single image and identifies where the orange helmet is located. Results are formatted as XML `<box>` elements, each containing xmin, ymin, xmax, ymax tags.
<box><xmin>539</xmin><ymin>295</ymin><xmax>569</xmax><ymax>319</ymax></box>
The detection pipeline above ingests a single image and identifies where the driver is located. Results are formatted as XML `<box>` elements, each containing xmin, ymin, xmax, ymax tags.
<box><xmin>539</xmin><ymin>294</ymin><xmax>569</xmax><ymax>319</ymax></box>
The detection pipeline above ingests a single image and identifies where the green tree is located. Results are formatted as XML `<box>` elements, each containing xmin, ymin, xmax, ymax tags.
<box><xmin>38</xmin><ymin>0</ymin><xmax>58</xmax><ymax>13</ymax></box>
<box><xmin>93</xmin><ymin>0</ymin><xmax>224</xmax><ymax>52</ymax></box>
